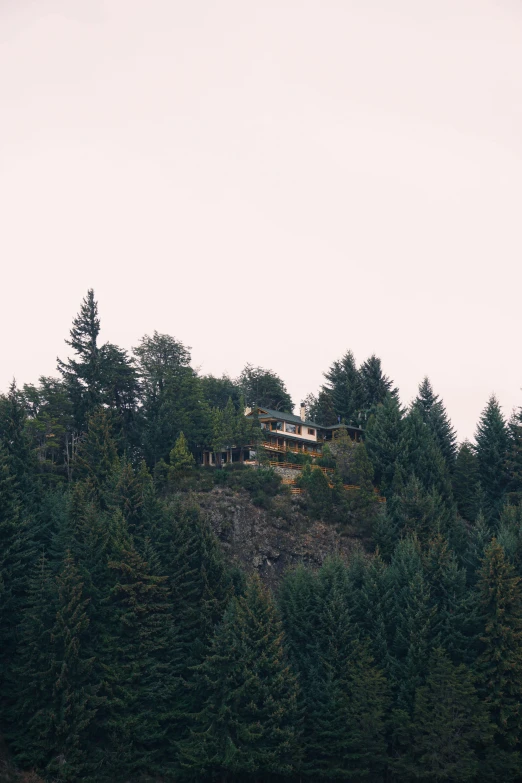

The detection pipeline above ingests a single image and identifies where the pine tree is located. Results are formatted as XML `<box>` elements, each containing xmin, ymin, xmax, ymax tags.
<box><xmin>323</xmin><ymin>351</ymin><xmax>364</xmax><ymax>425</ymax></box>
<box><xmin>0</xmin><ymin>442</ymin><xmax>36</xmax><ymax>729</ymax></box>
<box><xmin>0</xmin><ymin>381</ymin><xmax>37</xmax><ymax>506</ymax></box>
<box><xmin>168</xmin><ymin>431</ymin><xmax>195</xmax><ymax>475</ymax></box>
<box><xmin>312</xmin><ymin>388</ymin><xmax>338</xmax><ymax>427</ymax></box>
<box><xmin>101</xmin><ymin>539</ymin><xmax>177</xmax><ymax>780</ymax></box>
<box><xmin>359</xmin><ymin>354</ymin><xmax>397</xmax><ymax>423</ymax></box>
<box><xmin>475</xmin><ymin>395</ymin><xmax>509</xmax><ymax>522</ymax></box>
<box><xmin>74</xmin><ymin>408</ymin><xmax>118</xmax><ymax>506</ymax></box>
<box><xmin>476</xmin><ymin>540</ymin><xmax>522</xmax><ymax>761</ymax></box>
<box><xmin>11</xmin><ymin>552</ymin><xmax>102</xmax><ymax>781</ymax></box>
<box><xmin>506</xmin><ymin>407</ymin><xmax>522</xmax><ymax>505</ymax></box>
<box><xmin>179</xmin><ymin>574</ymin><xmax>301</xmax><ymax>781</ymax></box>
<box><xmin>423</xmin><ymin>534</ymin><xmax>479</xmax><ymax>664</ymax></box>
<box><xmin>163</xmin><ymin>503</ymin><xmax>232</xmax><ymax>662</ymax></box>
<box><xmin>57</xmin><ymin>289</ymin><xmax>102</xmax><ymax>430</ymax></box>
<box><xmin>461</xmin><ymin>511</ymin><xmax>492</xmax><ymax>586</ymax></box>
<box><xmin>413</xmin><ymin>377</ymin><xmax>457</xmax><ymax>471</ymax></box>
<box><xmin>453</xmin><ymin>440</ymin><xmax>482</xmax><ymax>521</ymax></box>
<box><xmin>364</xmin><ymin>393</ymin><xmax>406</xmax><ymax>497</ymax></box>
<box><xmin>402</xmin><ymin>407</ymin><xmax>454</xmax><ymax>502</ymax></box>
<box><xmin>394</xmin><ymin>648</ymin><xmax>492</xmax><ymax>782</ymax></box>
<box><xmin>388</xmin><ymin>539</ymin><xmax>434</xmax><ymax>711</ymax></box>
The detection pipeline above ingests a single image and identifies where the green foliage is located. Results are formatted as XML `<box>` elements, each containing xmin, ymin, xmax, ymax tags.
<box><xmin>475</xmin><ymin>395</ymin><xmax>510</xmax><ymax>522</ymax></box>
<box><xmin>393</xmin><ymin>648</ymin><xmax>492</xmax><ymax>782</ymax></box>
<box><xmin>453</xmin><ymin>440</ymin><xmax>482</xmax><ymax>521</ymax></box>
<box><xmin>298</xmin><ymin>464</ymin><xmax>333</xmax><ymax>519</ymax></box>
<box><xmin>323</xmin><ymin>350</ymin><xmax>364</xmax><ymax>426</ymax></box>
<box><xmin>179</xmin><ymin>574</ymin><xmax>301</xmax><ymax>781</ymax></box>
<box><xmin>364</xmin><ymin>393</ymin><xmax>406</xmax><ymax>497</ymax></box>
<box><xmin>168</xmin><ymin>431</ymin><xmax>195</xmax><ymax>474</ymax></box>
<box><xmin>238</xmin><ymin>363</ymin><xmax>294</xmax><ymax>412</ymax></box>
<box><xmin>476</xmin><ymin>540</ymin><xmax>522</xmax><ymax>758</ymax></box>
<box><xmin>413</xmin><ymin>377</ymin><xmax>457</xmax><ymax>471</ymax></box>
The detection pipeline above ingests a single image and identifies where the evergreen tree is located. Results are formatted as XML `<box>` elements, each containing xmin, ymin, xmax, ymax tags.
<box><xmin>98</xmin><ymin>342</ymin><xmax>140</xmax><ymax>446</ymax></box>
<box><xmin>11</xmin><ymin>552</ymin><xmax>102</xmax><ymax>781</ymax></box>
<box><xmin>0</xmin><ymin>380</ymin><xmax>37</xmax><ymax>500</ymax></box>
<box><xmin>413</xmin><ymin>377</ymin><xmax>457</xmax><ymax>471</ymax></box>
<box><xmin>402</xmin><ymin>407</ymin><xmax>453</xmax><ymax>502</ymax></box>
<box><xmin>475</xmin><ymin>395</ymin><xmax>509</xmax><ymax>522</ymax></box>
<box><xmin>423</xmin><ymin>534</ymin><xmax>479</xmax><ymax>664</ymax></box>
<box><xmin>476</xmin><ymin>539</ymin><xmax>522</xmax><ymax>765</ymax></box>
<box><xmin>453</xmin><ymin>440</ymin><xmax>482</xmax><ymax>521</ymax></box>
<box><xmin>57</xmin><ymin>289</ymin><xmax>102</xmax><ymax>430</ymax></box>
<box><xmin>311</xmin><ymin>388</ymin><xmax>338</xmax><ymax>427</ymax></box>
<box><xmin>364</xmin><ymin>393</ymin><xmax>406</xmax><ymax>497</ymax></box>
<box><xmin>0</xmin><ymin>442</ymin><xmax>36</xmax><ymax>727</ymax></box>
<box><xmin>101</xmin><ymin>539</ymin><xmax>177</xmax><ymax>780</ymax></box>
<box><xmin>323</xmin><ymin>351</ymin><xmax>364</xmax><ymax>425</ymax></box>
<box><xmin>394</xmin><ymin>648</ymin><xmax>492</xmax><ymax>782</ymax></box>
<box><xmin>359</xmin><ymin>354</ymin><xmax>397</xmax><ymax>422</ymax></box>
<box><xmin>461</xmin><ymin>512</ymin><xmax>492</xmax><ymax>589</ymax></box>
<box><xmin>74</xmin><ymin>408</ymin><xmax>118</xmax><ymax>506</ymax></box>
<box><xmin>505</xmin><ymin>407</ymin><xmax>522</xmax><ymax>505</ymax></box>
<box><xmin>168</xmin><ymin>431</ymin><xmax>195</xmax><ymax>474</ymax></box>
<box><xmin>179</xmin><ymin>574</ymin><xmax>301</xmax><ymax>781</ymax></box>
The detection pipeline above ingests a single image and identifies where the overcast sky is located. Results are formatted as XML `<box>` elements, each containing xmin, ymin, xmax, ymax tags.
<box><xmin>1</xmin><ymin>0</ymin><xmax>522</xmax><ymax>440</ymax></box>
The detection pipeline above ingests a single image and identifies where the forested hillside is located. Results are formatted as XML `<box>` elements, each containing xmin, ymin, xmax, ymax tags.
<box><xmin>2</xmin><ymin>290</ymin><xmax>522</xmax><ymax>782</ymax></box>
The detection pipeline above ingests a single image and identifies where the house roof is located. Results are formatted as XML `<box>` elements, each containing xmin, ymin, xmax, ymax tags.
<box><xmin>248</xmin><ymin>407</ymin><xmax>319</xmax><ymax>430</ymax></box>
<box><xmin>325</xmin><ymin>423</ymin><xmax>364</xmax><ymax>432</ymax></box>
<box><xmin>247</xmin><ymin>407</ymin><xmax>365</xmax><ymax>433</ymax></box>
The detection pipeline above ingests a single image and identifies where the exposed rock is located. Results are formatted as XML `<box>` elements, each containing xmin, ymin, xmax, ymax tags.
<box><xmin>194</xmin><ymin>488</ymin><xmax>357</xmax><ymax>589</ymax></box>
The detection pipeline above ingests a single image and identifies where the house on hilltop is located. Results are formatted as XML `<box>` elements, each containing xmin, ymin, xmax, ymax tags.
<box><xmin>201</xmin><ymin>403</ymin><xmax>363</xmax><ymax>466</ymax></box>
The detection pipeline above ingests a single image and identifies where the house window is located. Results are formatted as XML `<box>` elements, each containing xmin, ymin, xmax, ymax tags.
<box><xmin>308</xmin><ymin>428</ymin><xmax>315</xmax><ymax>436</ymax></box>
<box><xmin>272</xmin><ymin>421</ymin><xmax>283</xmax><ymax>431</ymax></box>
<box><xmin>285</xmin><ymin>423</ymin><xmax>296</xmax><ymax>434</ymax></box>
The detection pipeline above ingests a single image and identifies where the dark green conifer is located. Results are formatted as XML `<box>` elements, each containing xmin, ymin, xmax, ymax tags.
<box><xmin>453</xmin><ymin>440</ymin><xmax>482</xmax><ymax>521</ymax></box>
<box><xmin>57</xmin><ymin>289</ymin><xmax>102</xmax><ymax>430</ymax></box>
<box><xmin>74</xmin><ymin>408</ymin><xmax>118</xmax><ymax>506</ymax></box>
<box><xmin>323</xmin><ymin>351</ymin><xmax>364</xmax><ymax>425</ymax></box>
<box><xmin>476</xmin><ymin>539</ymin><xmax>522</xmax><ymax>763</ymax></box>
<box><xmin>413</xmin><ymin>377</ymin><xmax>457</xmax><ymax>470</ymax></box>
<box><xmin>505</xmin><ymin>407</ymin><xmax>522</xmax><ymax>505</ymax></box>
<box><xmin>394</xmin><ymin>648</ymin><xmax>492</xmax><ymax>782</ymax></box>
<box><xmin>101</xmin><ymin>538</ymin><xmax>176</xmax><ymax>780</ymax></box>
<box><xmin>179</xmin><ymin>574</ymin><xmax>301</xmax><ymax>781</ymax></box>
<box><xmin>475</xmin><ymin>395</ymin><xmax>509</xmax><ymax>522</ymax></box>
<box><xmin>11</xmin><ymin>552</ymin><xmax>102</xmax><ymax>781</ymax></box>
<box><xmin>364</xmin><ymin>393</ymin><xmax>406</xmax><ymax>497</ymax></box>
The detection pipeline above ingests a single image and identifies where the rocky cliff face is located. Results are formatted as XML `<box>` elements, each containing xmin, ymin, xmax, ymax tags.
<box><xmin>194</xmin><ymin>488</ymin><xmax>357</xmax><ymax>589</ymax></box>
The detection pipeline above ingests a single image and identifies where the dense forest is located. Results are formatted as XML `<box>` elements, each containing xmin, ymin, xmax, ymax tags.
<box><xmin>2</xmin><ymin>289</ymin><xmax>522</xmax><ymax>782</ymax></box>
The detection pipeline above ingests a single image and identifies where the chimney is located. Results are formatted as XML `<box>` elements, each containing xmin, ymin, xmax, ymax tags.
<box><xmin>300</xmin><ymin>402</ymin><xmax>306</xmax><ymax>421</ymax></box>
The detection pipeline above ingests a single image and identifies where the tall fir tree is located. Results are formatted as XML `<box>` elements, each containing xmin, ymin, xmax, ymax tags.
<box><xmin>475</xmin><ymin>539</ymin><xmax>522</xmax><ymax>774</ymax></box>
<box><xmin>505</xmin><ymin>407</ymin><xmax>522</xmax><ymax>505</ymax></box>
<box><xmin>57</xmin><ymin>289</ymin><xmax>102</xmax><ymax>431</ymax></box>
<box><xmin>11</xmin><ymin>552</ymin><xmax>102</xmax><ymax>781</ymax></box>
<box><xmin>359</xmin><ymin>354</ymin><xmax>397</xmax><ymax>423</ymax></box>
<box><xmin>453</xmin><ymin>440</ymin><xmax>483</xmax><ymax>521</ymax></box>
<box><xmin>393</xmin><ymin>648</ymin><xmax>492</xmax><ymax>783</ymax></box>
<box><xmin>179</xmin><ymin>574</ymin><xmax>301</xmax><ymax>782</ymax></box>
<box><xmin>413</xmin><ymin>377</ymin><xmax>457</xmax><ymax>471</ymax></box>
<box><xmin>323</xmin><ymin>351</ymin><xmax>364</xmax><ymax>425</ymax></box>
<box><xmin>475</xmin><ymin>395</ymin><xmax>509</xmax><ymax>523</ymax></box>
<box><xmin>364</xmin><ymin>393</ymin><xmax>407</xmax><ymax>497</ymax></box>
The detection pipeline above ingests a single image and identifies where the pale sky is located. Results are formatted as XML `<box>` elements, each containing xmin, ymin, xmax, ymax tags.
<box><xmin>1</xmin><ymin>0</ymin><xmax>522</xmax><ymax>441</ymax></box>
